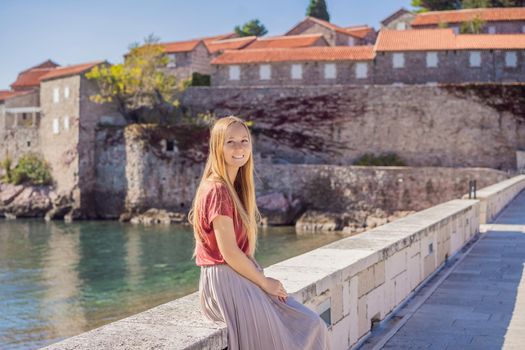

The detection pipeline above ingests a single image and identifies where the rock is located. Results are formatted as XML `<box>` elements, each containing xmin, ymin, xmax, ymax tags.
<box><xmin>3</xmin><ymin>185</ymin><xmax>52</xmax><ymax>217</ymax></box>
<box><xmin>366</xmin><ymin>215</ymin><xmax>388</xmax><ymax>229</ymax></box>
<box><xmin>0</xmin><ymin>183</ymin><xmax>25</xmax><ymax>205</ymax></box>
<box><xmin>295</xmin><ymin>210</ymin><xmax>345</xmax><ymax>233</ymax></box>
<box><xmin>45</xmin><ymin>204</ymin><xmax>73</xmax><ymax>221</ymax></box>
<box><xmin>129</xmin><ymin>208</ymin><xmax>187</xmax><ymax>225</ymax></box>
<box><xmin>257</xmin><ymin>192</ymin><xmax>303</xmax><ymax>225</ymax></box>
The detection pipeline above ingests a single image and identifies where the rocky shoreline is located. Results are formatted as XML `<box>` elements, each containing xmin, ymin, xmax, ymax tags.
<box><xmin>0</xmin><ymin>182</ymin><xmax>413</xmax><ymax>235</ymax></box>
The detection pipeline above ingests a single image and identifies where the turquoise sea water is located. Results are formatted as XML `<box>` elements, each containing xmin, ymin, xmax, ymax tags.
<box><xmin>0</xmin><ymin>219</ymin><xmax>346</xmax><ymax>349</ymax></box>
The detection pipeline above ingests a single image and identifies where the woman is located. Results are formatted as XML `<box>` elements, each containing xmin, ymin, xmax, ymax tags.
<box><xmin>187</xmin><ymin>116</ymin><xmax>330</xmax><ymax>350</ymax></box>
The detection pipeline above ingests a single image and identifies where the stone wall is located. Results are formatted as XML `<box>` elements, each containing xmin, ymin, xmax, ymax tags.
<box><xmin>287</xmin><ymin>21</ymin><xmax>336</xmax><ymax>45</ymax></box>
<box><xmin>211</xmin><ymin>60</ymin><xmax>373</xmax><ymax>87</ymax></box>
<box><xmin>182</xmin><ymin>85</ymin><xmax>525</xmax><ymax>170</ymax></box>
<box><xmin>164</xmin><ymin>42</ymin><xmax>212</xmax><ymax>81</ymax></box>
<box><xmin>93</xmin><ymin>124</ymin><xmax>509</xmax><ymax>219</ymax></box>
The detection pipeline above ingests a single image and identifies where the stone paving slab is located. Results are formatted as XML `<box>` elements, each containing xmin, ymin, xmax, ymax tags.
<box><xmin>359</xmin><ymin>189</ymin><xmax>525</xmax><ymax>350</ymax></box>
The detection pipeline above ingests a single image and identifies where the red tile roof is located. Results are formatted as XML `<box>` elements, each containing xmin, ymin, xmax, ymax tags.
<box><xmin>11</xmin><ymin>67</ymin><xmax>57</xmax><ymax>90</ymax></box>
<box><xmin>412</xmin><ymin>7</ymin><xmax>525</xmax><ymax>26</ymax></box>
<box><xmin>40</xmin><ymin>61</ymin><xmax>105</xmax><ymax>81</ymax></box>
<box><xmin>375</xmin><ymin>28</ymin><xmax>456</xmax><ymax>51</ymax></box>
<box><xmin>286</xmin><ymin>17</ymin><xmax>373</xmax><ymax>39</ymax></box>
<box><xmin>206</xmin><ymin>36</ymin><xmax>256</xmax><ymax>53</ymax></box>
<box><xmin>456</xmin><ymin>34</ymin><xmax>525</xmax><ymax>49</ymax></box>
<box><xmin>161</xmin><ymin>39</ymin><xmax>202</xmax><ymax>53</ymax></box>
<box><xmin>245</xmin><ymin>34</ymin><xmax>327</xmax><ymax>49</ymax></box>
<box><xmin>344</xmin><ymin>25</ymin><xmax>375</xmax><ymax>39</ymax></box>
<box><xmin>0</xmin><ymin>90</ymin><xmax>31</xmax><ymax>102</ymax></box>
<box><xmin>211</xmin><ymin>46</ymin><xmax>375</xmax><ymax>65</ymax></box>
<box><xmin>375</xmin><ymin>28</ymin><xmax>525</xmax><ymax>51</ymax></box>
<box><xmin>160</xmin><ymin>33</ymin><xmax>239</xmax><ymax>54</ymax></box>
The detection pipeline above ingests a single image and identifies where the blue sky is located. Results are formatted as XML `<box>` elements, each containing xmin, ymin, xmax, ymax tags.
<box><xmin>0</xmin><ymin>0</ymin><xmax>413</xmax><ymax>90</ymax></box>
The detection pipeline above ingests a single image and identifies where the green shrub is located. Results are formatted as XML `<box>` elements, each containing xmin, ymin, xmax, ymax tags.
<box><xmin>1</xmin><ymin>156</ymin><xmax>13</xmax><ymax>183</ymax></box>
<box><xmin>353</xmin><ymin>152</ymin><xmax>406</xmax><ymax>166</ymax></box>
<box><xmin>190</xmin><ymin>72</ymin><xmax>211</xmax><ymax>86</ymax></box>
<box><xmin>9</xmin><ymin>153</ymin><xmax>52</xmax><ymax>185</ymax></box>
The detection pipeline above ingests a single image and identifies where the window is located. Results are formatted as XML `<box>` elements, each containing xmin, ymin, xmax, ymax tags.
<box><xmin>488</xmin><ymin>26</ymin><xmax>496</xmax><ymax>34</ymax></box>
<box><xmin>63</xmin><ymin>116</ymin><xmax>70</xmax><ymax>131</ymax></box>
<box><xmin>426</xmin><ymin>52</ymin><xmax>438</xmax><ymax>68</ymax></box>
<box><xmin>393</xmin><ymin>53</ymin><xmax>405</xmax><ymax>68</ymax></box>
<box><xmin>348</xmin><ymin>36</ymin><xmax>355</xmax><ymax>46</ymax></box>
<box><xmin>64</xmin><ymin>87</ymin><xmax>70</xmax><ymax>99</ymax></box>
<box><xmin>167</xmin><ymin>53</ymin><xmax>177</xmax><ymax>68</ymax></box>
<box><xmin>469</xmin><ymin>51</ymin><xmax>481</xmax><ymax>67</ymax></box>
<box><xmin>52</xmin><ymin>118</ymin><xmax>59</xmax><ymax>134</ymax></box>
<box><xmin>291</xmin><ymin>64</ymin><xmax>302</xmax><ymax>79</ymax></box>
<box><xmin>505</xmin><ymin>51</ymin><xmax>517</xmax><ymax>67</ymax></box>
<box><xmin>166</xmin><ymin>140</ymin><xmax>175</xmax><ymax>151</ymax></box>
<box><xmin>259</xmin><ymin>64</ymin><xmax>271</xmax><ymax>80</ymax></box>
<box><xmin>228</xmin><ymin>65</ymin><xmax>240</xmax><ymax>80</ymax></box>
<box><xmin>396</xmin><ymin>22</ymin><xmax>407</xmax><ymax>30</ymax></box>
<box><xmin>324</xmin><ymin>63</ymin><xmax>336</xmax><ymax>79</ymax></box>
<box><xmin>355</xmin><ymin>62</ymin><xmax>368</xmax><ymax>79</ymax></box>
<box><xmin>53</xmin><ymin>88</ymin><xmax>60</xmax><ymax>103</ymax></box>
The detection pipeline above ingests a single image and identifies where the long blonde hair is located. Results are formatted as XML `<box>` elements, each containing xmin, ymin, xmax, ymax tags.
<box><xmin>187</xmin><ymin>116</ymin><xmax>261</xmax><ymax>258</ymax></box>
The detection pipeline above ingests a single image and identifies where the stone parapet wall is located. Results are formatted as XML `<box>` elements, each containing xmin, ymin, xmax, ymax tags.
<box><xmin>463</xmin><ymin>174</ymin><xmax>525</xmax><ymax>224</ymax></box>
<box><xmin>42</xmin><ymin>175</ymin><xmax>525</xmax><ymax>350</ymax></box>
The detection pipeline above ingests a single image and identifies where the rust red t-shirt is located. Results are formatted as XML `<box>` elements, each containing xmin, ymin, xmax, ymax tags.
<box><xmin>195</xmin><ymin>181</ymin><xmax>249</xmax><ymax>266</ymax></box>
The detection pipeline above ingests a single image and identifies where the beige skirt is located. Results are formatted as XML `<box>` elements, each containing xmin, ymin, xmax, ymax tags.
<box><xmin>199</xmin><ymin>256</ymin><xmax>330</xmax><ymax>350</ymax></box>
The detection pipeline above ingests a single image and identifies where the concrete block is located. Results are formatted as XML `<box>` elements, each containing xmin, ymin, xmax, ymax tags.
<box><xmin>357</xmin><ymin>295</ymin><xmax>369</xmax><ymax>339</ymax></box>
<box><xmin>358</xmin><ymin>265</ymin><xmax>375</xmax><ymax>298</ymax></box>
<box><xmin>408</xmin><ymin>252</ymin><xmax>422</xmax><ymax>291</ymax></box>
<box><xmin>348</xmin><ymin>276</ymin><xmax>359</xmax><ymax>346</ymax></box>
<box><xmin>374</xmin><ymin>260</ymin><xmax>385</xmax><ymax>287</ymax></box>
<box><xmin>331</xmin><ymin>283</ymin><xmax>344</xmax><ymax>323</ymax></box>
<box><xmin>329</xmin><ymin>315</ymin><xmax>351</xmax><ymax>350</ymax></box>
<box><xmin>385</xmin><ymin>248</ymin><xmax>407</xmax><ymax>281</ymax></box>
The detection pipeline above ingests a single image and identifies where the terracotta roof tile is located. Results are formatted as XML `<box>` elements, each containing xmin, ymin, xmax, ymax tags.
<box><xmin>412</xmin><ymin>7</ymin><xmax>525</xmax><ymax>26</ymax></box>
<box><xmin>376</xmin><ymin>28</ymin><xmax>525</xmax><ymax>51</ymax></box>
<box><xmin>40</xmin><ymin>61</ymin><xmax>105</xmax><ymax>81</ymax></box>
<box><xmin>161</xmin><ymin>39</ymin><xmax>202</xmax><ymax>53</ymax></box>
<box><xmin>206</xmin><ymin>36</ymin><xmax>256</xmax><ymax>53</ymax></box>
<box><xmin>11</xmin><ymin>68</ymin><xmax>57</xmax><ymax>90</ymax></box>
<box><xmin>456</xmin><ymin>34</ymin><xmax>525</xmax><ymax>49</ymax></box>
<box><xmin>245</xmin><ymin>34</ymin><xmax>327</xmax><ymax>49</ymax></box>
<box><xmin>211</xmin><ymin>46</ymin><xmax>375</xmax><ymax>65</ymax></box>
<box><xmin>160</xmin><ymin>33</ymin><xmax>239</xmax><ymax>54</ymax></box>
<box><xmin>344</xmin><ymin>25</ymin><xmax>375</xmax><ymax>39</ymax></box>
<box><xmin>375</xmin><ymin>28</ymin><xmax>456</xmax><ymax>51</ymax></box>
<box><xmin>0</xmin><ymin>90</ymin><xmax>32</xmax><ymax>102</ymax></box>
<box><xmin>287</xmin><ymin>17</ymin><xmax>368</xmax><ymax>38</ymax></box>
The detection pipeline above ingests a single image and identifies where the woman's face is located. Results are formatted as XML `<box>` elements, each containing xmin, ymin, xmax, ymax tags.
<box><xmin>223</xmin><ymin>122</ymin><xmax>251</xmax><ymax>168</ymax></box>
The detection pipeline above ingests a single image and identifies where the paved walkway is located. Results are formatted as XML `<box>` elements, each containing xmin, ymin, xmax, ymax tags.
<box><xmin>360</xmin><ymin>190</ymin><xmax>525</xmax><ymax>350</ymax></box>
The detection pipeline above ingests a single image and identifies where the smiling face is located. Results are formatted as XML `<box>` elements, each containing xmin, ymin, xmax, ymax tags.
<box><xmin>223</xmin><ymin>122</ymin><xmax>251</xmax><ymax>169</ymax></box>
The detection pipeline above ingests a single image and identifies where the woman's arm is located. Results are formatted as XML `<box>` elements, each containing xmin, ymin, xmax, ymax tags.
<box><xmin>213</xmin><ymin>215</ymin><xmax>287</xmax><ymax>301</ymax></box>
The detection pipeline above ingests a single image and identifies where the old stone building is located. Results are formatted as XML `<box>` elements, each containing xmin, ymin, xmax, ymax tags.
<box><xmin>156</xmin><ymin>33</ymin><xmax>256</xmax><ymax>81</ymax></box>
<box><xmin>38</xmin><ymin>61</ymin><xmax>122</xmax><ymax>217</ymax></box>
<box><xmin>285</xmin><ymin>17</ymin><xmax>376</xmax><ymax>46</ymax></box>
<box><xmin>374</xmin><ymin>29</ymin><xmax>525</xmax><ymax>84</ymax></box>
<box><xmin>380</xmin><ymin>8</ymin><xmax>415</xmax><ymax>30</ymax></box>
<box><xmin>211</xmin><ymin>28</ymin><xmax>525</xmax><ymax>86</ymax></box>
<box><xmin>411</xmin><ymin>7</ymin><xmax>525</xmax><ymax>34</ymax></box>
<box><xmin>9</xmin><ymin>60</ymin><xmax>59</xmax><ymax>92</ymax></box>
<box><xmin>210</xmin><ymin>46</ymin><xmax>375</xmax><ymax>86</ymax></box>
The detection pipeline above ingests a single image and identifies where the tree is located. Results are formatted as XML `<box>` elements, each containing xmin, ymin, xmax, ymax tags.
<box><xmin>306</xmin><ymin>0</ymin><xmax>330</xmax><ymax>21</ymax></box>
<box><xmin>460</xmin><ymin>15</ymin><xmax>486</xmax><ymax>32</ymax></box>
<box><xmin>462</xmin><ymin>0</ymin><xmax>491</xmax><ymax>7</ymax></box>
<box><xmin>86</xmin><ymin>34</ymin><xmax>182</xmax><ymax>124</ymax></box>
<box><xmin>234</xmin><ymin>19</ymin><xmax>268</xmax><ymax>37</ymax></box>
<box><xmin>411</xmin><ymin>0</ymin><xmax>461</xmax><ymax>12</ymax></box>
